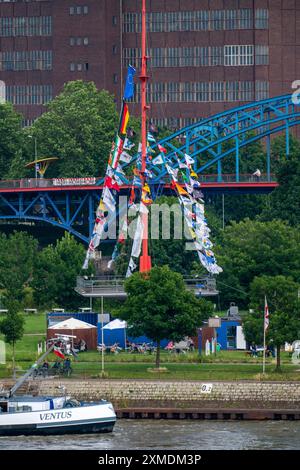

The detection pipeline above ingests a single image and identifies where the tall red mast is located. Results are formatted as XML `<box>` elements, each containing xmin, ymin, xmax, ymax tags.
<box><xmin>139</xmin><ymin>0</ymin><xmax>152</xmax><ymax>272</ymax></box>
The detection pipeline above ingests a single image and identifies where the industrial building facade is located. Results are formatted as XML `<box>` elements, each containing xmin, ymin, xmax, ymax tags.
<box><xmin>0</xmin><ymin>0</ymin><xmax>299</xmax><ymax>129</ymax></box>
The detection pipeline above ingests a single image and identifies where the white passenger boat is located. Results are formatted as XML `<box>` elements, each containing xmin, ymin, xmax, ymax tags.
<box><xmin>0</xmin><ymin>395</ymin><xmax>116</xmax><ymax>436</ymax></box>
<box><xmin>0</xmin><ymin>335</ymin><xmax>116</xmax><ymax>436</ymax></box>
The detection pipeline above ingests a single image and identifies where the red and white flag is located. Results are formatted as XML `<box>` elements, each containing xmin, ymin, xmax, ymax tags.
<box><xmin>264</xmin><ymin>296</ymin><xmax>269</xmax><ymax>332</ymax></box>
<box><xmin>54</xmin><ymin>346</ymin><xmax>65</xmax><ymax>359</ymax></box>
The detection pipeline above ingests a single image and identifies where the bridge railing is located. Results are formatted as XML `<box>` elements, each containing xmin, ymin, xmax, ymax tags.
<box><xmin>0</xmin><ymin>173</ymin><xmax>276</xmax><ymax>190</ymax></box>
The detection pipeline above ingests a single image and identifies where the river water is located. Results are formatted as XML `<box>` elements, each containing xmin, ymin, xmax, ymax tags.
<box><xmin>0</xmin><ymin>420</ymin><xmax>299</xmax><ymax>450</ymax></box>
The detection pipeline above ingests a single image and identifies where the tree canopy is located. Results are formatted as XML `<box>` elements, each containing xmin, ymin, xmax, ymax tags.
<box><xmin>261</xmin><ymin>134</ymin><xmax>300</xmax><ymax>226</ymax></box>
<box><xmin>32</xmin><ymin>232</ymin><xmax>93</xmax><ymax>309</ymax></box>
<box><xmin>27</xmin><ymin>81</ymin><xmax>118</xmax><ymax>177</ymax></box>
<box><xmin>116</xmin><ymin>265</ymin><xmax>213</xmax><ymax>367</ymax></box>
<box><xmin>0</xmin><ymin>231</ymin><xmax>38</xmax><ymax>301</ymax></box>
<box><xmin>243</xmin><ymin>275</ymin><xmax>300</xmax><ymax>369</ymax></box>
<box><xmin>0</xmin><ymin>298</ymin><xmax>24</xmax><ymax>377</ymax></box>
<box><xmin>215</xmin><ymin>219</ymin><xmax>300</xmax><ymax>308</ymax></box>
<box><xmin>0</xmin><ymin>102</ymin><xmax>25</xmax><ymax>179</ymax></box>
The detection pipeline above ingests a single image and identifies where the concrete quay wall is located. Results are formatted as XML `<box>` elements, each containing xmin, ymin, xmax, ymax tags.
<box><xmin>11</xmin><ymin>379</ymin><xmax>300</xmax><ymax>410</ymax></box>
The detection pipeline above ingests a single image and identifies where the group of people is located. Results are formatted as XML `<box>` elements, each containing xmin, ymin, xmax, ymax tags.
<box><xmin>249</xmin><ymin>342</ymin><xmax>275</xmax><ymax>357</ymax></box>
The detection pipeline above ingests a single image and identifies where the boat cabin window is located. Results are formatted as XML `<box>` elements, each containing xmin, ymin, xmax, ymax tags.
<box><xmin>0</xmin><ymin>401</ymin><xmax>8</xmax><ymax>412</ymax></box>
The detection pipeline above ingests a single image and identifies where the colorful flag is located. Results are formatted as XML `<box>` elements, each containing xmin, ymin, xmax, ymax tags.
<box><xmin>126</xmin><ymin>257</ymin><xmax>137</xmax><ymax>278</ymax></box>
<box><xmin>53</xmin><ymin>346</ymin><xmax>65</xmax><ymax>359</ymax></box>
<box><xmin>175</xmin><ymin>183</ymin><xmax>189</xmax><ymax>196</ymax></box>
<box><xmin>123</xmin><ymin>65</ymin><xmax>136</xmax><ymax>100</ymax></box>
<box><xmin>102</xmin><ymin>187</ymin><xmax>116</xmax><ymax>212</ymax></box>
<box><xmin>104</xmin><ymin>175</ymin><xmax>120</xmax><ymax>191</ymax></box>
<box><xmin>119</xmin><ymin>151</ymin><xmax>132</xmax><ymax>163</ymax></box>
<box><xmin>152</xmin><ymin>154</ymin><xmax>164</xmax><ymax>165</ymax></box>
<box><xmin>147</xmin><ymin>132</ymin><xmax>156</xmax><ymax>143</ymax></box>
<box><xmin>119</xmin><ymin>101</ymin><xmax>130</xmax><ymax>135</ymax></box>
<box><xmin>185</xmin><ymin>153</ymin><xmax>195</xmax><ymax>165</ymax></box>
<box><xmin>264</xmin><ymin>296</ymin><xmax>269</xmax><ymax>331</ymax></box>
<box><xmin>109</xmin><ymin>136</ymin><xmax>123</xmax><ymax>169</ymax></box>
<box><xmin>158</xmin><ymin>144</ymin><xmax>167</xmax><ymax>154</ymax></box>
<box><xmin>131</xmin><ymin>216</ymin><xmax>143</xmax><ymax>258</ymax></box>
<box><xmin>123</xmin><ymin>138</ymin><xmax>135</xmax><ymax>150</ymax></box>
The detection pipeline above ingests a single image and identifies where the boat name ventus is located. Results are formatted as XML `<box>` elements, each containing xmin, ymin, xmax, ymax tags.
<box><xmin>0</xmin><ymin>335</ymin><xmax>116</xmax><ymax>436</ymax></box>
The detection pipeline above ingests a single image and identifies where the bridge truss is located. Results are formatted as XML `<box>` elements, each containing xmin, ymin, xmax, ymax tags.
<box><xmin>0</xmin><ymin>95</ymin><xmax>298</xmax><ymax>241</ymax></box>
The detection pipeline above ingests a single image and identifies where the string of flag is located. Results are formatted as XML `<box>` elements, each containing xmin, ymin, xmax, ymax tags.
<box><xmin>82</xmin><ymin>65</ymin><xmax>136</xmax><ymax>270</ymax></box>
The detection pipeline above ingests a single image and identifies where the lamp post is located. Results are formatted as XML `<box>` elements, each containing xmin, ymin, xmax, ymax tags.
<box><xmin>28</xmin><ymin>135</ymin><xmax>38</xmax><ymax>183</ymax></box>
<box><xmin>101</xmin><ymin>296</ymin><xmax>105</xmax><ymax>376</ymax></box>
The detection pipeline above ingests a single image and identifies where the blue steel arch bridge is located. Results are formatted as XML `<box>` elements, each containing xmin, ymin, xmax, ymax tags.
<box><xmin>0</xmin><ymin>94</ymin><xmax>298</xmax><ymax>244</ymax></box>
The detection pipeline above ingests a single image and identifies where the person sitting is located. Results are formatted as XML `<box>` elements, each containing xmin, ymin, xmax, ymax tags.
<box><xmin>250</xmin><ymin>343</ymin><xmax>258</xmax><ymax>357</ymax></box>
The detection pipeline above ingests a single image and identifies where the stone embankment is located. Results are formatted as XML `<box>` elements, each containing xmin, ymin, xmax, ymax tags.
<box><xmin>2</xmin><ymin>379</ymin><xmax>300</xmax><ymax>419</ymax></box>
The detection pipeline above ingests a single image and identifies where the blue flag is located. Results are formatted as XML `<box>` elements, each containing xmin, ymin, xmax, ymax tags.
<box><xmin>123</xmin><ymin>65</ymin><xmax>136</xmax><ymax>100</ymax></box>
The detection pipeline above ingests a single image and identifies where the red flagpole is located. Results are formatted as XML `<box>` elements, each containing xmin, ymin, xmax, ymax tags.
<box><xmin>139</xmin><ymin>0</ymin><xmax>151</xmax><ymax>272</ymax></box>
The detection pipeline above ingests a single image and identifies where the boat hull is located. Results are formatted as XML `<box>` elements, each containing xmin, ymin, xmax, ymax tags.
<box><xmin>0</xmin><ymin>402</ymin><xmax>116</xmax><ymax>436</ymax></box>
<box><xmin>0</xmin><ymin>420</ymin><xmax>115</xmax><ymax>436</ymax></box>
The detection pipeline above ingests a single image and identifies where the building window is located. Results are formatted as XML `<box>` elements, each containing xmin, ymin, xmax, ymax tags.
<box><xmin>69</xmin><ymin>5</ymin><xmax>89</xmax><ymax>16</ymax></box>
<box><xmin>113</xmin><ymin>74</ymin><xmax>118</xmax><ymax>84</ymax></box>
<box><xmin>255</xmin><ymin>45</ymin><xmax>269</xmax><ymax>65</ymax></box>
<box><xmin>123</xmin><ymin>9</ymin><xmax>265</xmax><ymax>33</ymax></box>
<box><xmin>255</xmin><ymin>81</ymin><xmax>269</xmax><ymax>101</ymax></box>
<box><xmin>0</xmin><ymin>16</ymin><xmax>52</xmax><ymax>37</ymax></box>
<box><xmin>70</xmin><ymin>36</ymin><xmax>89</xmax><ymax>46</ymax></box>
<box><xmin>133</xmin><ymin>80</ymin><xmax>268</xmax><ymax>104</ymax></box>
<box><xmin>112</xmin><ymin>16</ymin><xmax>117</xmax><ymax>26</ymax></box>
<box><xmin>224</xmin><ymin>45</ymin><xmax>254</xmax><ymax>66</ymax></box>
<box><xmin>255</xmin><ymin>9</ymin><xmax>269</xmax><ymax>29</ymax></box>
<box><xmin>112</xmin><ymin>45</ymin><xmax>117</xmax><ymax>55</ymax></box>
<box><xmin>70</xmin><ymin>62</ymin><xmax>89</xmax><ymax>72</ymax></box>
<box><xmin>0</xmin><ymin>50</ymin><xmax>53</xmax><ymax>71</ymax></box>
<box><xmin>124</xmin><ymin>45</ymin><xmax>267</xmax><ymax>69</ymax></box>
<box><xmin>6</xmin><ymin>84</ymin><xmax>53</xmax><ymax>105</ymax></box>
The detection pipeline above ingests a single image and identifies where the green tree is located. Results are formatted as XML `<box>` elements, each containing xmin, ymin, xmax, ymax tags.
<box><xmin>0</xmin><ymin>102</ymin><xmax>25</xmax><ymax>179</ymax></box>
<box><xmin>209</xmin><ymin>193</ymin><xmax>268</xmax><ymax>225</ymax></box>
<box><xmin>29</xmin><ymin>81</ymin><xmax>118</xmax><ymax>177</ymax></box>
<box><xmin>0</xmin><ymin>231</ymin><xmax>38</xmax><ymax>301</ymax></box>
<box><xmin>0</xmin><ymin>298</ymin><xmax>24</xmax><ymax>378</ymax></box>
<box><xmin>243</xmin><ymin>275</ymin><xmax>300</xmax><ymax>370</ymax></box>
<box><xmin>215</xmin><ymin>219</ymin><xmax>300</xmax><ymax>308</ymax></box>
<box><xmin>116</xmin><ymin>266</ymin><xmax>213</xmax><ymax>368</ymax></box>
<box><xmin>32</xmin><ymin>232</ymin><xmax>93</xmax><ymax>309</ymax></box>
<box><xmin>261</xmin><ymin>134</ymin><xmax>300</xmax><ymax>225</ymax></box>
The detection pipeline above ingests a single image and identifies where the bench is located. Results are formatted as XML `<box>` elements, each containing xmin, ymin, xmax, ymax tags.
<box><xmin>24</xmin><ymin>308</ymin><xmax>38</xmax><ymax>314</ymax></box>
<box><xmin>52</xmin><ymin>308</ymin><xmax>65</xmax><ymax>312</ymax></box>
<box><xmin>0</xmin><ymin>309</ymin><xmax>8</xmax><ymax>315</ymax></box>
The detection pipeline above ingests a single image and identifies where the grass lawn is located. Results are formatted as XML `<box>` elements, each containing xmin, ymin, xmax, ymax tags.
<box><xmin>0</xmin><ymin>313</ymin><xmax>299</xmax><ymax>381</ymax></box>
<box><xmin>1</xmin><ymin>361</ymin><xmax>300</xmax><ymax>381</ymax></box>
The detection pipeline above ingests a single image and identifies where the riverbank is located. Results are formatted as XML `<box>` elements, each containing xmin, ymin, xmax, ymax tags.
<box><xmin>1</xmin><ymin>378</ymin><xmax>300</xmax><ymax>420</ymax></box>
